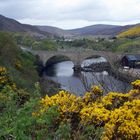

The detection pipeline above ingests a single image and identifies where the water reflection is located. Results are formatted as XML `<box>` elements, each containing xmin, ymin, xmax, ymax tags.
<box><xmin>81</xmin><ymin>57</ymin><xmax>107</xmax><ymax>67</ymax></box>
<box><xmin>45</xmin><ymin>61</ymin><xmax>74</xmax><ymax>77</ymax></box>
<box><xmin>44</xmin><ymin>59</ymin><xmax>130</xmax><ymax>95</ymax></box>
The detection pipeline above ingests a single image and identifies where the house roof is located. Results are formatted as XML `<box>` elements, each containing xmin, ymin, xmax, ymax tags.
<box><xmin>124</xmin><ymin>54</ymin><xmax>140</xmax><ymax>61</ymax></box>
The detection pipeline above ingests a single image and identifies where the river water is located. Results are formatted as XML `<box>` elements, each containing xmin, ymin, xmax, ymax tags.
<box><xmin>44</xmin><ymin>57</ymin><xmax>130</xmax><ymax>96</ymax></box>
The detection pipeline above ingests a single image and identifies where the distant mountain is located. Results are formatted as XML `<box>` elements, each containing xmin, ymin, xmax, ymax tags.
<box><xmin>117</xmin><ymin>25</ymin><xmax>140</xmax><ymax>38</ymax></box>
<box><xmin>68</xmin><ymin>24</ymin><xmax>135</xmax><ymax>37</ymax></box>
<box><xmin>0</xmin><ymin>14</ymin><xmax>138</xmax><ymax>38</ymax></box>
<box><xmin>37</xmin><ymin>24</ymin><xmax>135</xmax><ymax>38</ymax></box>
<box><xmin>0</xmin><ymin>15</ymin><xmax>52</xmax><ymax>38</ymax></box>
<box><xmin>37</xmin><ymin>26</ymin><xmax>73</xmax><ymax>37</ymax></box>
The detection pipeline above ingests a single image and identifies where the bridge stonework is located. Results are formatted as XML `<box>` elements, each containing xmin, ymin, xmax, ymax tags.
<box><xmin>32</xmin><ymin>50</ymin><xmax>122</xmax><ymax>66</ymax></box>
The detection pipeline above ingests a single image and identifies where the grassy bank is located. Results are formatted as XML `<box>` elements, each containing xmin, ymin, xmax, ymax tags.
<box><xmin>0</xmin><ymin>32</ymin><xmax>39</xmax><ymax>91</ymax></box>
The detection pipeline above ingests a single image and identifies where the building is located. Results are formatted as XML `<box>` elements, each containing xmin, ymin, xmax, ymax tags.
<box><xmin>122</xmin><ymin>54</ymin><xmax>140</xmax><ymax>68</ymax></box>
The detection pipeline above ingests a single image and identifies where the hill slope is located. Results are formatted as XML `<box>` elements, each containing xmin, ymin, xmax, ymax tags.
<box><xmin>0</xmin><ymin>14</ymin><xmax>137</xmax><ymax>38</ymax></box>
<box><xmin>117</xmin><ymin>25</ymin><xmax>140</xmax><ymax>38</ymax></box>
<box><xmin>37</xmin><ymin>24</ymin><xmax>135</xmax><ymax>37</ymax></box>
<box><xmin>68</xmin><ymin>24</ymin><xmax>134</xmax><ymax>37</ymax></box>
<box><xmin>0</xmin><ymin>32</ymin><xmax>39</xmax><ymax>90</ymax></box>
<box><xmin>37</xmin><ymin>26</ymin><xmax>73</xmax><ymax>37</ymax></box>
<box><xmin>0</xmin><ymin>15</ymin><xmax>51</xmax><ymax>38</ymax></box>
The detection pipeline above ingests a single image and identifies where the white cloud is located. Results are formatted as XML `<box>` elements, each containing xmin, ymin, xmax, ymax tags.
<box><xmin>1</xmin><ymin>0</ymin><xmax>140</xmax><ymax>29</ymax></box>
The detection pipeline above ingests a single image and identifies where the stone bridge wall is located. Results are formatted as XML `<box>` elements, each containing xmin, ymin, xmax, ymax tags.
<box><xmin>32</xmin><ymin>50</ymin><xmax>122</xmax><ymax>66</ymax></box>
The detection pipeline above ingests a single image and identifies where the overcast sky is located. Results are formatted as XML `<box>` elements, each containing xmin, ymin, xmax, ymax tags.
<box><xmin>1</xmin><ymin>0</ymin><xmax>140</xmax><ymax>29</ymax></box>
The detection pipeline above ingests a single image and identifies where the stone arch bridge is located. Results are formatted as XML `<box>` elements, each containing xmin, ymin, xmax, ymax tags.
<box><xmin>31</xmin><ymin>49</ymin><xmax>122</xmax><ymax>67</ymax></box>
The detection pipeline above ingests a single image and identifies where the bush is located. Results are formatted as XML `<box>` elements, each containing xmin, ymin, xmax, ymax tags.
<box><xmin>17</xmin><ymin>82</ymin><xmax>139</xmax><ymax>140</ymax></box>
<box><xmin>0</xmin><ymin>32</ymin><xmax>39</xmax><ymax>91</ymax></box>
<box><xmin>0</xmin><ymin>66</ymin><xmax>140</xmax><ymax>140</ymax></box>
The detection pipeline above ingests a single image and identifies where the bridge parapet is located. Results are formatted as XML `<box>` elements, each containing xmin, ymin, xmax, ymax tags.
<box><xmin>31</xmin><ymin>49</ymin><xmax>120</xmax><ymax>67</ymax></box>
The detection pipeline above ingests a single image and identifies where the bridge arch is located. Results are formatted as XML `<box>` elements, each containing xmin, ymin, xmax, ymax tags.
<box><xmin>32</xmin><ymin>50</ymin><xmax>119</xmax><ymax>67</ymax></box>
<box><xmin>45</xmin><ymin>54</ymin><xmax>74</xmax><ymax>67</ymax></box>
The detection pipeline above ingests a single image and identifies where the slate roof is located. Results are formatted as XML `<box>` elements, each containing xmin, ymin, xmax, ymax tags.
<box><xmin>125</xmin><ymin>55</ymin><xmax>140</xmax><ymax>61</ymax></box>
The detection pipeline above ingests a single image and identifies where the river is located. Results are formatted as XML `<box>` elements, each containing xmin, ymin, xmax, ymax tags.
<box><xmin>44</xmin><ymin>57</ymin><xmax>130</xmax><ymax>96</ymax></box>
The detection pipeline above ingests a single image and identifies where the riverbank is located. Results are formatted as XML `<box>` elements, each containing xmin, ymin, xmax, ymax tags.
<box><xmin>35</xmin><ymin>56</ymin><xmax>61</xmax><ymax>95</ymax></box>
<box><xmin>81</xmin><ymin>59</ymin><xmax>136</xmax><ymax>84</ymax></box>
<box><xmin>39</xmin><ymin>77</ymin><xmax>61</xmax><ymax>96</ymax></box>
<box><xmin>87</xmin><ymin>56</ymin><xmax>139</xmax><ymax>83</ymax></box>
<box><xmin>108</xmin><ymin>60</ymin><xmax>139</xmax><ymax>84</ymax></box>
<box><xmin>83</xmin><ymin>62</ymin><xmax>111</xmax><ymax>72</ymax></box>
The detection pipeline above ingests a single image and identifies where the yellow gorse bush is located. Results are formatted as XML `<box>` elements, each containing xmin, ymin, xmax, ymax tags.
<box><xmin>0</xmin><ymin>67</ymin><xmax>7</xmax><ymax>75</ymax></box>
<box><xmin>14</xmin><ymin>59</ymin><xmax>22</xmax><ymax>70</ymax></box>
<box><xmin>0</xmin><ymin>67</ymin><xmax>8</xmax><ymax>85</ymax></box>
<box><xmin>80</xmin><ymin>103</ymin><xmax>110</xmax><ymax>125</ymax></box>
<box><xmin>131</xmin><ymin>80</ymin><xmax>140</xmax><ymax>89</ymax></box>
<box><xmin>0</xmin><ymin>76</ymin><xmax>7</xmax><ymax>84</ymax></box>
<box><xmin>102</xmin><ymin>99</ymin><xmax>140</xmax><ymax>140</ymax></box>
<box><xmin>91</xmin><ymin>85</ymin><xmax>103</xmax><ymax>95</ymax></box>
<box><xmin>117</xmin><ymin>25</ymin><xmax>140</xmax><ymax>38</ymax></box>
<box><xmin>0</xmin><ymin>66</ymin><xmax>16</xmax><ymax>90</ymax></box>
<box><xmin>0</xmin><ymin>67</ymin><xmax>9</xmax><ymax>85</ymax></box>
<box><xmin>38</xmin><ymin>91</ymin><xmax>82</xmax><ymax>121</ymax></box>
<box><xmin>32</xmin><ymin>81</ymin><xmax>140</xmax><ymax>140</ymax></box>
<box><xmin>101</xmin><ymin>92</ymin><xmax>130</xmax><ymax>109</ymax></box>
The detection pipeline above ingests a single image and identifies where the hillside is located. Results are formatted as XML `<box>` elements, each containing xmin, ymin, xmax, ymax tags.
<box><xmin>117</xmin><ymin>25</ymin><xmax>140</xmax><ymax>38</ymax></box>
<box><xmin>37</xmin><ymin>26</ymin><xmax>73</xmax><ymax>37</ymax></box>
<box><xmin>37</xmin><ymin>24</ymin><xmax>135</xmax><ymax>38</ymax></box>
<box><xmin>0</xmin><ymin>14</ymin><xmax>137</xmax><ymax>38</ymax></box>
<box><xmin>0</xmin><ymin>32</ymin><xmax>39</xmax><ymax>90</ymax></box>
<box><xmin>68</xmin><ymin>24</ymin><xmax>134</xmax><ymax>37</ymax></box>
<box><xmin>0</xmin><ymin>15</ymin><xmax>52</xmax><ymax>38</ymax></box>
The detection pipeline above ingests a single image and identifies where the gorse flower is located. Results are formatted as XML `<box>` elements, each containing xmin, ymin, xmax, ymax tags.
<box><xmin>91</xmin><ymin>85</ymin><xmax>103</xmax><ymax>96</ymax></box>
<box><xmin>0</xmin><ymin>67</ymin><xmax>7</xmax><ymax>75</ymax></box>
<box><xmin>0</xmin><ymin>66</ymin><xmax>16</xmax><ymax>91</ymax></box>
<box><xmin>35</xmin><ymin>90</ymin><xmax>82</xmax><ymax>122</ymax></box>
<box><xmin>80</xmin><ymin>103</ymin><xmax>110</xmax><ymax>126</ymax></box>
<box><xmin>131</xmin><ymin>80</ymin><xmax>140</xmax><ymax>89</ymax></box>
<box><xmin>14</xmin><ymin>59</ymin><xmax>22</xmax><ymax>70</ymax></box>
<box><xmin>101</xmin><ymin>92</ymin><xmax>130</xmax><ymax>109</ymax></box>
<box><xmin>0</xmin><ymin>67</ymin><xmax>9</xmax><ymax>87</ymax></box>
<box><xmin>32</xmin><ymin>80</ymin><xmax>140</xmax><ymax>140</ymax></box>
<box><xmin>102</xmin><ymin>100</ymin><xmax>140</xmax><ymax>140</ymax></box>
